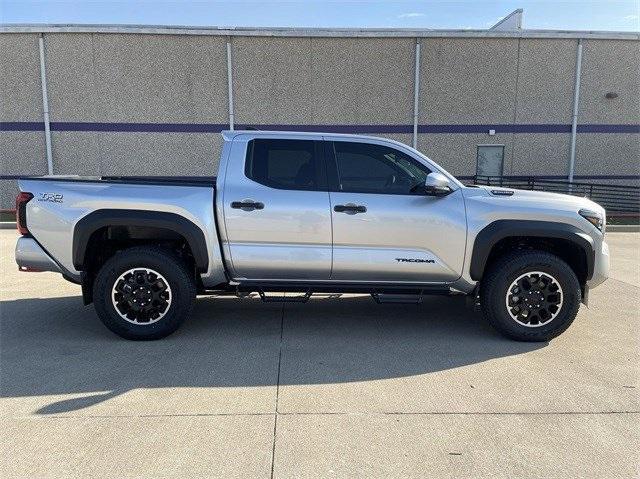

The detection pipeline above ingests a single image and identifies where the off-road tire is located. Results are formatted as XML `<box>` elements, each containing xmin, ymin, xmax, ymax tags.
<box><xmin>480</xmin><ymin>250</ymin><xmax>581</xmax><ymax>342</ymax></box>
<box><xmin>93</xmin><ymin>246</ymin><xmax>196</xmax><ymax>340</ymax></box>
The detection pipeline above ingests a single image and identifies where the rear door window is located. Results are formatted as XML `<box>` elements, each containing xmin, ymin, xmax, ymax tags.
<box><xmin>245</xmin><ymin>139</ymin><xmax>325</xmax><ymax>191</ymax></box>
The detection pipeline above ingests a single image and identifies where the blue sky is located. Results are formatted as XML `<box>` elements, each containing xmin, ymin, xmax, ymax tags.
<box><xmin>1</xmin><ymin>0</ymin><xmax>638</xmax><ymax>31</ymax></box>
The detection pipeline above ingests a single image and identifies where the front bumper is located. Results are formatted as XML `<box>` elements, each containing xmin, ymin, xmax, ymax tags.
<box><xmin>587</xmin><ymin>239</ymin><xmax>610</xmax><ymax>289</ymax></box>
<box><xmin>15</xmin><ymin>236</ymin><xmax>64</xmax><ymax>274</ymax></box>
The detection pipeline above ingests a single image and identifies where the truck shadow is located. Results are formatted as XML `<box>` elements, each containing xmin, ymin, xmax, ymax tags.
<box><xmin>0</xmin><ymin>294</ymin><xmax>544</xmax><ymax>414</ymax></box>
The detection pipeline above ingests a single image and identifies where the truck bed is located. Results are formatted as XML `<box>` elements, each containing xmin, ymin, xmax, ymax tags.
<box><xmin>17</xmin><ymin>174</ymin><xmax>225</xmax><ymax>287</ymax></box>
<box><xmin>21</xmin><ymin>175</ymin><xmax>217</xmax><ymax>187</ymax></box>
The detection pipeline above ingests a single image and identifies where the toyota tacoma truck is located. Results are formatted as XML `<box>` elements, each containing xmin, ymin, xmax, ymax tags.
<box><xmin>15</xmin><ymin>130</ymin><xmax>609</xmax><ymax>341</ymax></box>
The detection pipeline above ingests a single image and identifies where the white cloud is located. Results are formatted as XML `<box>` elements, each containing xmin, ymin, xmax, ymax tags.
<box><xmin>623</xmin><ymin>14</ymin><xmax>638</xmax><ymax>20</ymax></box>
<box><xmin>398</xmin><ymin>12</ymin><xmax>425</xmax><ymax>19</ymax></box>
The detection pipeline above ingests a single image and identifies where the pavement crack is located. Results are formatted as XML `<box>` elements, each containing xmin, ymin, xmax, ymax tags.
<box><xmin>18</xmin><ymin>411</ymin><xmax>640</xmax><ymax>420</ymax></box>
<box><xmin>607</xmin><ymin>276</ymin><xmax>640</xmax><ymax>290</ymax></box>
<box><xmin>281</xmin><ymin>410</ymin><xmax>640</xmax><ymax>417</ymax></box>
<box><xmin>270</xmin><ymin>300</ymin><xmax>285</xmax><ymax>479</ymax></box>
<box><xmin>31</xmin><ymin>412</ymin><xmax>276</xmax><ymax>419</ymax></box>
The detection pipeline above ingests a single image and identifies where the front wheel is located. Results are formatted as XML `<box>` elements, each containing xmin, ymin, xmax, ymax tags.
<box><xmin>93</xmin><ymin>246</ymin><xmax>196</xmax><ymax>340</ymax></box>
<box><xmin>480</xmin><ymin>250</ymin><xmax>581</xmax><ymax>342</ymax></box>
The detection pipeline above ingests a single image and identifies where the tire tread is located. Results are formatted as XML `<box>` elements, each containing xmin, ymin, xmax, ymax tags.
<box><xmin>93</xmin><ymin>246</ymin><xmax>196</xmax><ymax>340</ymax></box>
<box><xmin>480</xmin><ymin>250</ymin><xmax>581</xmax><ymax>341</ymax></box>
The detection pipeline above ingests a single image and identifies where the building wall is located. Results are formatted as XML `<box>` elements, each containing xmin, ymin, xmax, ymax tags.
<box><xmin>233</xmin><ymin>37</ymin><xmax>415</xmax><ymax>127</ymax></box>
<box><xmin>510</xmin><ymin>39</ymin><xmax>577</xmax><ymax>177</ymax></box>
<box><xmin>0</xmin><ymin>34</ymin><xmax>47</xmax><ymax>206</ymax></box>
<box><xmin>44</xmin><ymin>33</ymin><xmax>228</xmax><ymax>177</ymax></box>
<box><xmin>0</xmin><ymin>30</ymin><xmax>638</xmax><ymax>208</ymax></box>
<box><xmin>575</xmin><ymin>40</ymin><xmax>640</xmax><ymax>178</ymax></box>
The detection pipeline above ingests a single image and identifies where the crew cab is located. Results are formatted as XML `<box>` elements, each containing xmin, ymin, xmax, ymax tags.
<box><xmin>15</xmin><ymin>131</ymin><xmax>609</xmax><ymax>341</ymax></box>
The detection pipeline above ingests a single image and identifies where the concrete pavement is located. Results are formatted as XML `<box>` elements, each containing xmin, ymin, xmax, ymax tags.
<box><xmin>1</xmin><ymin>230</ymin><xmax>638</xmax><ymax>478</ymax></box>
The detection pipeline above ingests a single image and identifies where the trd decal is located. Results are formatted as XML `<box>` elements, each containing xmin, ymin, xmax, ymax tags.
<box><xmin>395</xmin><ymin>258</ymin><xmax>435</xmax><ymax>263</ymax></box>
<box><xmin>37</xmin><ymin>193</ymin><xmax>64</xmax><ymax>203</ymax></box>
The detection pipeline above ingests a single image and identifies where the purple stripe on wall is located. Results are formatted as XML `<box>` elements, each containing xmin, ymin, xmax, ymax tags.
<box><xmin>0</xmin><ymin>122</ymin><xmax>45</xmax><ymax>131</ymax></box>
<box><xmin>577</xmin><ymin>124</ymin><xmax>640</xmax><ymax>133</ymax></box>
<box><xmin>416</xmin><ymin>124</ymin><xmax>574</xmax><ymax>133</ymax></box>
<box><xmin>1</xmin><ymin>121</ymin><xmax>639</xmax><ymax>134</ymax></box>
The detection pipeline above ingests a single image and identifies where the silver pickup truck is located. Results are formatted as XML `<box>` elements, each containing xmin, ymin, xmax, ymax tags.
<box><xmin>15</xmin><ymin>130</ymin><xmax>609</xmax><ymax>341</ymax></box>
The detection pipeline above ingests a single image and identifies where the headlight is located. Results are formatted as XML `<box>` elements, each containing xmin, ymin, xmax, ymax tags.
<box><xmin>579</xmin><ymin>209</ymin><xmax>604</xmax><ymax>232</ymax></box>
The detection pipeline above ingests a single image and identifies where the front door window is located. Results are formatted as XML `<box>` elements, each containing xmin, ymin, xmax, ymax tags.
<box><xmin>330</xmin><ymin>141</ymin><xmax>430</xmax><ymax>195</ymax></box>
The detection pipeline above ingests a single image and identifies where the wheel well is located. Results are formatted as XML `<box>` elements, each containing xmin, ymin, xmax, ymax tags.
<box><xmin>484</xmin><ymin>236</ymin><xmax>589</xmax><ymax>287</ymax></box>
<box><xmin>79</xmin><ymin>225</ymin><xmax>202</xmax><ymax>305</ymax></box>
<box><xmin>82</xmin><ymin>225</ymin><xmax>197</xmax><ymax>276</ymax></box>
<box><xmin>73</xmin><ymin>209</ymin><xmax>209</xmax><ymax>273</ymax></box>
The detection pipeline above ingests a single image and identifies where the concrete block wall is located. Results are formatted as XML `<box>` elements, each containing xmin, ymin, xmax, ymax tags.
<box><xmin>417</xmin><ymin>38</ymin><xmax>518</xmax><ymax>174</ymax></box>
<box><xmin>0</xmin><ymin>29</ymin><xmax>638</xmax><ymax>208</ymax></box>
<box><xmin>46</xmin><ymin>33</ymin><xmax>227</xmax><ymax>176</ymax></box>
<box><xmin>510</xmin><ymin>39</ymin><xmax>576</xmax><ymax>176</ymax></box>
<box><xmin>0</xmin><ymin>34</ymin><xmax>47</xmax><ymax>207</ymax></box>
<box><xmin>576</xmin><ymin>40</ymin><xmax>640</xmax><ymax>178</ymax></box>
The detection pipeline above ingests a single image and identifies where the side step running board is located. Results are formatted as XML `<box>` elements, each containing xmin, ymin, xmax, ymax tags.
<box><xmin>230</xmin><ymin>282</ymin><xmax>455</xmax><ymax>304</ymax></box>
<box><xmin>371</xmin><ymin>293</ymin><xmax>425</xmax><ymax>305</ymax></box>
<box><xmin>257</xmin><ymin>290</ymin><xmax>312</xmax><ymax>303</ymax></box>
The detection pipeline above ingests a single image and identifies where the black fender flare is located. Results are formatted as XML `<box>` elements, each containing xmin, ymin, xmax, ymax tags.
<box><xmin>72</xmin><ymin>209</ymin><xmax>209</xmax><ymax>272</ymax></box>
<box><xmin>469</xmin><ymin>220</ymin><xmax>595</xmax><ymax>281</ymax></box>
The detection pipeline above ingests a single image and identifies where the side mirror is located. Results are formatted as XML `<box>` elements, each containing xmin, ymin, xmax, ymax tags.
<box><xmin>424</xmin><ymin>172</ymin><xmax>452</xmax><ymax>196</ymax></box>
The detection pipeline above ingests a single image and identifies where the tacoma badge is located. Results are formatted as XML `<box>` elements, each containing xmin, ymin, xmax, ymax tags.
<box><xmin>395</xmin><ymin>258</ymin><xmax>435</xmax><ymax>263</ymax></box>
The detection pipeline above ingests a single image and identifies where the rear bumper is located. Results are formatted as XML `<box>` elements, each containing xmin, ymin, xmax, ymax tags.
<box><xmin>15</xmin><ymin>236</ymin><xmax>64</xmax><ymax>274</ymax></box>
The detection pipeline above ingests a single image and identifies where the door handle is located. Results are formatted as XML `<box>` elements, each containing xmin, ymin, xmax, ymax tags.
<box><xmin>231</xmin><ymin>200</ymin><xmax>264</xmax><ymax>211</ymax></box>
<box><xmin>334</xmin><ymin>204</ymin><xmax>367</xmax><ymax>214</ymax></box>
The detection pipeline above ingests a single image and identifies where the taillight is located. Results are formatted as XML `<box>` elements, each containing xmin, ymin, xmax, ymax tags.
<box><xmin>16</xmin><ymin>192</ymin><xmax>33</xmax><ymax>235</ymax></box>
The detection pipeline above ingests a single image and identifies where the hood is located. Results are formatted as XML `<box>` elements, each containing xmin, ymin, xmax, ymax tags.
<box><xmin>466</xmin><ymin>185</ymin><xmax>606</xmax><ymax>217</ymax></box>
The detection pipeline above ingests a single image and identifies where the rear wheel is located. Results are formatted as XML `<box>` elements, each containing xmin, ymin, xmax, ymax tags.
<box><xmin>480</xmin><ymin>250</ymin><xmax>581</xmax><ymax>341</ymax></box>
<box><xmin>93</xmin><ymin>246</ymin><xmax>196</xmax><ymax>340</ymax></box>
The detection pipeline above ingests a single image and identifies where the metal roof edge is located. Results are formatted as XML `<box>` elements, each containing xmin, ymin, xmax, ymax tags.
<box><xmin>489</xmin><ymin>8</ymin><xmax>523</xmax><ymax>31</ymax></box>
<box><xmin>1</xmin><ymin>23</ymin><xmax>638</xmax><ymax>40</ymax></box>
